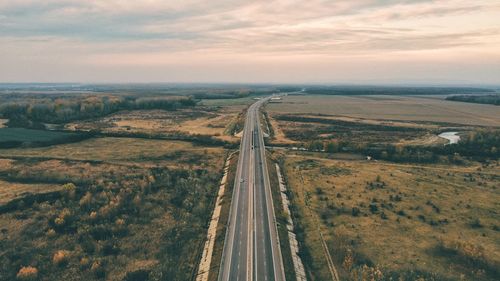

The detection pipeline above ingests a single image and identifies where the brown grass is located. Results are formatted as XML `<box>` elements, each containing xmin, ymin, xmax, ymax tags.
<box><xmin>65</xmin><ymin>107</ymin><xmax>243</xmax><ymax>143</ymax></box>
<box><xmin>268</xmin><ymin>95</ymin><xmax>500</xmax><ymax>126</ymax></box>
<box><xmin>207</xmin><ymin>153</ymin><xmax>238</xmax><ymax>281</ymax></box>
<box><xmin>278</xmin><ymin>151</ymin><xmax>500</xmax><ymax>280</ymax></box>
<box><xmin>0</xmin><ymin>180</ymin><xmax>62</xmax><ymax>205</ymax></box>
<box><xmin>16</xmin><ymin>266</ymin><xmax>38</xmax><ymax>280</ymax></box>
<box><xmin>0</xmin><ymin>137</ymin><xmax>224</xmax><ymax>167</ymax></box>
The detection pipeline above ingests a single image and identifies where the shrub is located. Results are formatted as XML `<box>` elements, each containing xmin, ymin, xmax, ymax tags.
<box><xmin>80</xmin><ymin>257</ymin><xmax>91</xmax><ymax>269</ymax></box>
<box><xmin>436</xmin><ymin>238</ymin><xmax>497</xmax><ymax>274</ymax></box>
<box><xmin>80</xmin><ymin>236</ymin><xmax>96</xmax><ymax>254</ymax></box>
<box><xmin>79</xmin><ymin>192</ymin><xmax>93</xmax><ymax>208</ymax></box>
<box><xmin>90</xmin><ymin>224</ymin><xmax>113</xmax><ymax>240</ymax></box>
<box><xmin>315</xmin><ymin>187</ymin><xmax>324</xmax><ymax>195</ymax></box>
<box><xmin>101</xmin><ymin>239</ymin><xmax>120</xmax><ymax>255</ymax></box>
<box><xmin>351</xmin><ymin>207</ymin><xmax>360</xmax><ymax>217</ymax></box>
<box><xmin>470</xmin><ymin>218</ymin><xmax>483</xmax><ymax>228</ymax></box>
<box><xmin>62</xmin><ymin>183</ymin><xmax>76</xmax><ymax>200</ymax></box>
<box><xmin>52</xmin><ymin>250</ymin><xmax>70</xmax><ymax>266</ymax></box>
<box><xmin>91</xmin><ymin>260</ymin><xmax>106</xmax><ymax>279</ymax></box>
<box><xmin>16</xmin><ymin>266</ymin><xmax>38</xmax><ymax>280</ymax></box>
<box><xmin>123</xmin><ymin>269</ymin><xmax>150</xmax><ymax>281</ymax></box>
<box><xmin>89</xmin><ymin>211</ymin><xmax>98</xmax><ymax>220</ymax></box>
<box><xmin>46</xmin><ymin>228</ymin><xmax>56</xmax><ymax>238</ymax></box>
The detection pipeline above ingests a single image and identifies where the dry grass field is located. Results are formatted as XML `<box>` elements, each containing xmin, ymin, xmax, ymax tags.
<box><xmin>0</xmin><ymin>135</ymin><xmax>227</xmax><ymax>281</ymax></box>
<box><xmin>277</xmin><ymin>151</ymin><xmax>500</xmax><ymax>280</ymax></box>
<box><xmin>268</xmin><ymin>95</ymin><xmax>500</xmax><ymax>127</ymax></box>
<box><xmin>265</xmin><ymin>95</ymin><xmax>500</xmax><ymax>147</ymax></box>
<box><xmin>0</xmin><ymin>137</ymin><xmax>223</xmax><ymax>167</ymax></box>
<box><xmin>65</xmin><ymin>107</ymin><xmax>244</xmax><ymax>143</ymax></box>
<box><xmin>0</xmin><ymin>180</ymin><xmax>62</xmax><ymax>205</ymax></box>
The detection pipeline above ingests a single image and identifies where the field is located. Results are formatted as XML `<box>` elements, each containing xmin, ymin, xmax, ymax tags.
<box><xmin>0</xmin><ymin>128</ymin><xmax>83</xmax><ymax>147</ymax></box>
<box><xmin>0</xmin><ymin>179</ymin><xmax>62</xmax><ymax>205</ymax></box>
<box><xmin>275</xmin><ymin>151</ymin><xmax>500</xmax><ymax>281</ymax></box>
<box><xmin>263</xmin><ymin>94</ymin><xmax>500</xmax><ymax>281</ymax></box>
<box><xmin>268</xmin><ymin>95</ymin><xmax>500</xmax><ymax>126</ymax></box>
<box><xmin>263</xmin><ymin>95</ymin><xmax>500</xmax><ymax>156</ymax></box>
<box><xmin>199</xmin><ymin>96</ymin><xmax>257</xmax><ymax>107</ymax></box>
<box><xmin>0</xmin><ymin>86</ymin><xmax>252</xmax><ymax>280</ymax></box>
<box><xmin>0</xmin><ymin>133</ymin><xmax>228</xmax><ymax>281</ymax></box>
<box><xmin>1</xmin><ymin>86</ymin><xmax>499</xmax><ymax>281</ymax></box>
<box><xmin>1</xmin><ymin>137</ymin><xmax>222</xmax><ymax>166</ymax></box>
<box><xmin>65</xmin><ymin>107</ymin><xmax>243</xmax><ymax>143</ymax></box>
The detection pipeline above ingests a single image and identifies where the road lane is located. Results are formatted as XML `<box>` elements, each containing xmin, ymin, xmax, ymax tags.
<box><xmin>218</xmin><ymin>97</ymin><xmax>285</xmax><ymax>281</ymax></box>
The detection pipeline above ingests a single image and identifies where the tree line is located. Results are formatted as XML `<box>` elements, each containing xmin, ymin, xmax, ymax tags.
<box><xmin>446</xmin><ymin>94</ymin><xmax>500</xmax><ymax>106</ymax></box>
<box><xmin>0</xmin><ymin>95</ymin><xmax>197</xmax><ymax>126</ymax></box>
<box><xmin>306</xmin><ymin>129</ymin><xmax>499</xmax><ymax>163</ymax></box>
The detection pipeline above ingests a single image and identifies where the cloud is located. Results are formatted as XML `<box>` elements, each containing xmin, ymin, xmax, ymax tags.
<box><xmin>0</xmin><ymin>0</ymin><xmax>499</xmax><ymax>83</ymax></box>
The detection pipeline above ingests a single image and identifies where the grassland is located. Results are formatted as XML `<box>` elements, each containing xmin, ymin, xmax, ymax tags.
<box><xmin>0</xmin><ymin>85</ymin><xmax>263</xmax><ymax>281</ymax></box>
<box><xmin>0</xmin><ymin>134</ymin><xmax>227</xmax><ymax>281</ymax></box>
<box><xmin>268</xmin><ymin>95</ymin><xmax>500</xmax><ymax>127</ymax></box>
<box><xmin>0</xmin><ymin>128</ymin><xmax>84</xmax><ymax>147</ymax></box>
<box><xmin>264</xmin><ymin>93</ymin><xmax>500</xmax><ymax>281</ymax></box>
<box><xmin>0</xmin><ymin>137</ymin><xmax>222</xmax><ymax>166</ymax></box>
<box><xmin>65</xmin><ymin>107</ymin><xmax>243</xmax><ymax>143</ymax></box>
<box><xmin>275</xmin><ymin>151</ymin><xmax>499</xmax><ymax>281</ymax></box>
<box><xmin>199</xmin><ymin>96</ymin><xmax>257</xmax><ymax>107</ymax></box>
<box><xmin>0</xmin><ymin>179</ymin><xmax>62</xmax><ymax>205</ymax></box>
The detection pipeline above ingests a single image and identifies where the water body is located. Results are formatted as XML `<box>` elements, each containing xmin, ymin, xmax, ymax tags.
<box><xmin>438</xmin><ymin>131</ymin><xmax>461</xmax><ymax>145</ymax></box>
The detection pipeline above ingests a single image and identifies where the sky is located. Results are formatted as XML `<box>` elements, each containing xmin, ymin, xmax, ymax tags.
<box><xmin>0</xmin><ymin>0</ymin><xmax>499</xmax><ymax>84</ymax></box>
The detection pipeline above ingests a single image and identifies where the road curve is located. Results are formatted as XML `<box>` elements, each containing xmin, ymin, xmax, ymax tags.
<box><xmin>218</xmin><ymin>97</ymin><xmax>285</xmax><ymax>281</ymax></box>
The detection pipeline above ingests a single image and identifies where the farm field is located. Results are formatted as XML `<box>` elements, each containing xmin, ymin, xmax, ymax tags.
<box><xmin>264</xmin><ymin>95</ymin><xmax>500</xmax><ymax>148</ymax></box>
<box><xmin>276</xmin><ymin>151</ymin><xmax>500</xmax><ymax>281</ymax></box>
<box><xmin>268</xmin><ymin>95</ymin><xmax>500</xmax><ymax>126</ymax></box>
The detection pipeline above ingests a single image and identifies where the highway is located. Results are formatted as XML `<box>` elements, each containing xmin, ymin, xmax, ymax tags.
<box><xmin>218</xmin><ymin>97</ymin><xmax>285</xmax><ymax>281</ymax></box>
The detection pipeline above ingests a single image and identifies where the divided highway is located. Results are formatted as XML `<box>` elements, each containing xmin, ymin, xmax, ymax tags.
<box><xmin>218</xmin><ymin>97</ymin><xmax>285</xmax><ymax>281</ymax></box>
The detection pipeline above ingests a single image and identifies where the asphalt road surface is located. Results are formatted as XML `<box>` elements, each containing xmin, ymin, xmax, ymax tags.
<box><xmin>218</xmin><ymin>97</ymin><xmax>285</xmax><ymax>281</ymax></box>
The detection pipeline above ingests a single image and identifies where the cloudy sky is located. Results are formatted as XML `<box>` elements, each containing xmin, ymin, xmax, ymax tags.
<box><xmin>1</xmin><ymin>0</ymin><xmax>499</xmax><ymax>84</ymax></box>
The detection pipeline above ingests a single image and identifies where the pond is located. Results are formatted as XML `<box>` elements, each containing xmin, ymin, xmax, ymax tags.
<box><xmin>438</xmin><ymin>131</ymin><xmax>460</xmax><ymax>145</ymax></box>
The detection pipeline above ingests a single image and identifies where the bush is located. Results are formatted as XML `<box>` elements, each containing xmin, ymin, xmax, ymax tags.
<box><xmin>380</xmin><ymin>212</ymin><xmax>388</xmax><ymax>220</ymax></box>
<box><xmin>79</xmin><ymin>257</ymin><xmax>91</xmax><ymax>269</ymax></box>
<box><xmin>351</xmin><ymin>207</ymin><xmax>360</xmax><ymax>217</ymax></box>
<box><xmin>436</xmin><ymin>238</ymin><xmax>500</xmax><ymax>278</ymax></box>
<box><xmin>62</xmin><ymin>183</ymin><xmax>76</xmax><ymax>200</ymax></box>
<box><xmin>470</xmin><ymin>218</ymin><xmax>483</xmax><ymax>228</ymax></box>
<box><xmin>52</xmin><ymin>250</ymin><xmax>70</xmax><ymax>266</ymax></box>
<box><xmin>16</xmin><ymin>266</ymin><xmax>38</xmax><ymax>280</ymax></box>
<box><xmin>123</xmin><ymin>269</ymin><xmax>150</xmax><ymax>281</ymax></box>
<box><xmin>91</xmin><ymin>260</ymin><xmax>106</xmax><ymax>279</ymax></box>
<box><xmin>101</xmin><ymin>240</ymin><xmax>120</xmax><ymax>256</ymax></box>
